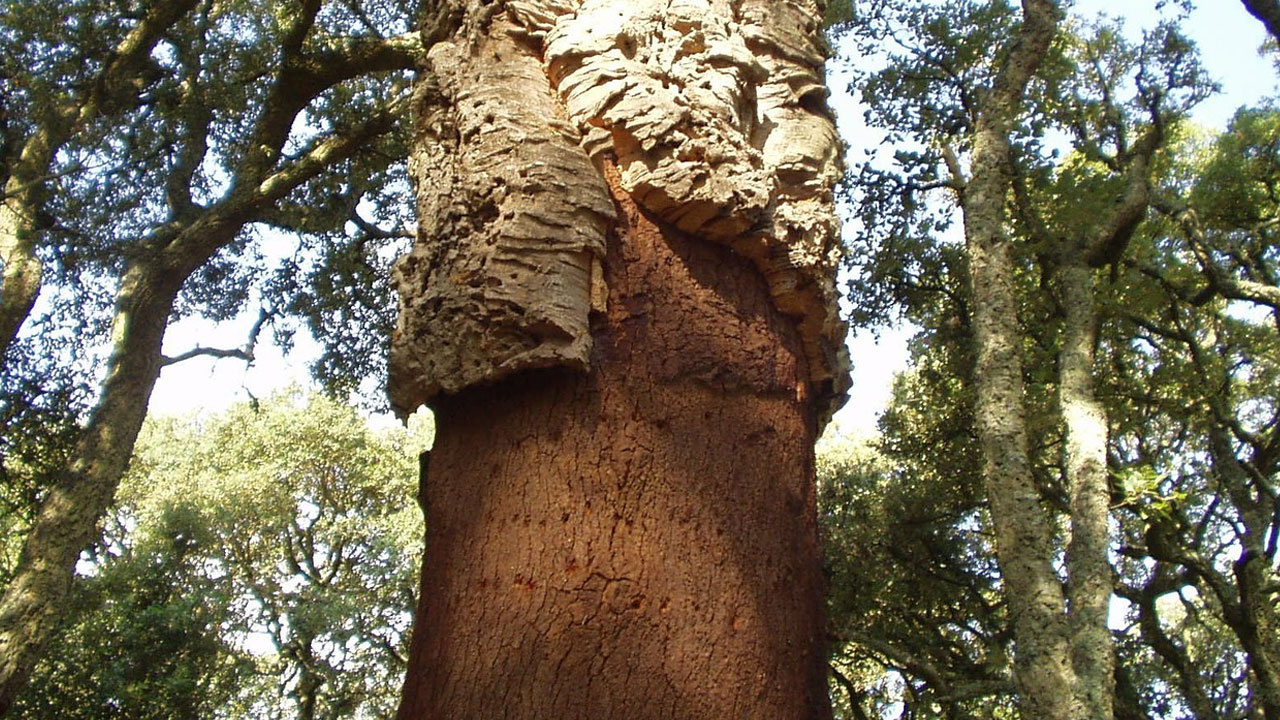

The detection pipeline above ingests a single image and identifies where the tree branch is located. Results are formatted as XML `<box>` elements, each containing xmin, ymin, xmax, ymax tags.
<box><xmin>160</xmin><ymin>346</ymin><xmax>253</xmax><ymax>367</ymax></box>
<box><xmin>1157</xmin><ymin>200</ymin><xmax>1280</xmax><ymax>311</ymax></box>
<box><xmin>1242</xmin><ymin>0</ymin><xmax>1280</xmax><ymax>45</ymax></box>
<box><xmin>1085</xmin><ymin>127</ymin><xmax>1159</xmax><ymax>268</ymax></box>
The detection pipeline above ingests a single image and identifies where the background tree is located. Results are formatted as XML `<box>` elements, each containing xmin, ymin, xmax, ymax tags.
<box><xmin>820</xmin><ymin>419</ymin><xmax>1014</xmax><ymax>719</ymax></box>
<box><xmin>0</xmin><ymin>0</ymin><xmax>421</xmax><ymax>708</ymax></box>
<box><xmin>1100</xmin><ymin>103</ymin><xmax>1280</xmax><ymax>718</ymax></box>
<box><xmin>838</xmin><ymin>0</ymin><xmax>1213</xmax><ymax>717</ymax></box>
<box><xmin>9</xmin><ymin>393</ymin><xmax>427</xmax><ymax>720</ymax></box>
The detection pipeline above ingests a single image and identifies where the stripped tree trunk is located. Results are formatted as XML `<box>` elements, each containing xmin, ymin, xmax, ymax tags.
<box><xmin>390</xmin><ymin>0</ymin><xmax>849</xmax><ymax>716</ymax></box>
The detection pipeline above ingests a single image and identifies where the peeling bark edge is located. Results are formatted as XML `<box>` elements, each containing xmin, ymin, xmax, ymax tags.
<box><xmin>388</xmin><ymin>15</ymin><xmax>616</xmax><ymax>416</ymax></box>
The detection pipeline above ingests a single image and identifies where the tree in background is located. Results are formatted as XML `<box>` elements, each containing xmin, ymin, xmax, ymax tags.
<box><xmin>1101</xmin><ymin>103</ymin><xmax>1280</xmax><ymax>718</ymax></box>
<box><xmin>833</xmin><ymin>0</ymin><xmax>1278</xmax><ymax>717</ymax></box>
<box><xmin>821</xmin><ymin>375</ymin><xmax>1013</xmax><ymax>717</ymax></box>
<box><xmin>827</xmin><ymin>106</ymin><xmax>1280</xmax><ymax>720</ymax></box>
<box><xmin>0</xmin><ymin>1</ymin><xmax>420</xmax><ymax>708</ymax></box>
<box><xmin>10</xmin><ymin>393</ymin><xmax>427</xmax><ymax>720</ymax></box>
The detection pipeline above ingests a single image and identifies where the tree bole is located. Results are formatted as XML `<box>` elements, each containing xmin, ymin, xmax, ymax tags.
<box><xmin>396</xmin><ymin>170</ymin><xmax>833</xmax><ymax>719</ymax></box>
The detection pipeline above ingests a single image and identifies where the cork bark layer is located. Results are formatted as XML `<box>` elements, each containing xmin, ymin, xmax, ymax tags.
<box><xmin>389</xmin><ymin>0</ymin><xmax>849</xmax><ymax>423</ymax></box>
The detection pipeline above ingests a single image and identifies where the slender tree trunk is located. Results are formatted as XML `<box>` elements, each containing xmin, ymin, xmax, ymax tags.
<box><xmin>1057</xmin><ymin>259</ymin><xmax>1115</xmax><ymax>720</ymax></box>
<box><xmin>959</xmin><ymin>2</ymin><xmax>1077</xmax><ymax>717</ymax></box>
<box><xmin>965</xmin><ymin>188</ymin><xmax>1076</xmax><ymax>720</ymax></box>
<box><xmin>391</xmin><ymin>0</ymin><xmax>846</xmax><ymax>715</ymax></box>
<box><xmin>0</xmin><ymin>261</ymin><xmax>180</xmax><ymax>714</ymax></box>
<box><xmin>1236</xmin><ymin>549</ymin><xmax>1280</xmax><ymax>720</ymax></box>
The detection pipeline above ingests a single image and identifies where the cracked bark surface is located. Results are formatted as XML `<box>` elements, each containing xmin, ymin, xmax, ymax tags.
<box><xmin>390</xmin><ymin>0</ymin><xmax>842</xmax><ymax>714</ymax></box>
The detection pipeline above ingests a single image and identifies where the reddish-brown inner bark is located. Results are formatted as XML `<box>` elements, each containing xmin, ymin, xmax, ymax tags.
<box><xmin>396</xmin><ymin>167</ymin><xmax>832</xmax><ymax>719</ymax></box>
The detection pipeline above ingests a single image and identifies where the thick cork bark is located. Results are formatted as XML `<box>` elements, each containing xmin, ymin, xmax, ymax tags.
<box><xmin>395</xmin><ymin>167</ymin><xmax>832</xmax><ymax>719</ymax></box>
<box><xmin>389</xmin><ymin>0</ymin><xmax>849</xmax><ymax>424</ymax></box>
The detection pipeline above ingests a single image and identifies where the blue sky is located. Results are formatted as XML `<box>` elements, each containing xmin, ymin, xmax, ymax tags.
<box><xmin>1076</xmin><ymin>0</ymin><xmax>1276</xmax><ymax>126</ymax></box>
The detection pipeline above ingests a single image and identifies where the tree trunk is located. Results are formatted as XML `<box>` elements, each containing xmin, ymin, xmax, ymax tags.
<box><xmin>1210</xmin><ymin>430</ymin><xmax>1280</xmax><ymax>719</ymax></box>
<box><xmin>1057</xmin><ymin>259</ymin><xmax>1115</xmax><ymax>720</ymax></box>
<box><xmin>0</xmin><ymin>261</ymin><xmax>180</xmax><ymax>714</ymax></box>
<box><xmin>966</xmin><ymin>198</ymin><xmax>1076</xmax><ymax>720</ymax></box>
<box><xmin>959</xmin><ymin>2</ymin><xmax>1076</xmax><ymax>717</ymax></box>
<box><xmin>391</xmin><ymin>0</ymin><xmax>846</xmax><ymax>715</ymax></box>
<box><xmin>398</xmin><ymin>166</ymin><xmax>832</xmax><ymax>718</ymax></box>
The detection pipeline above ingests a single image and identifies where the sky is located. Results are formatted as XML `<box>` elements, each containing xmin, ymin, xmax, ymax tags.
<box><xmin>148</xmin><ymin>1</ymin><xmax>1279</xmax><ymax>436</ymax></box>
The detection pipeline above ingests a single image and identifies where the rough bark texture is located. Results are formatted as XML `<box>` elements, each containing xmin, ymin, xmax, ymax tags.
<box><xmin>387</xmin><ymin>15</ymin><xmax>617</xmax><ymax>410</ymax></box>
<box><xmin>0</xmin><ymin>262</ymin><xmax>180</xmax><ymax>714</ymax></box>
<box><xmin>1057</xmin><ymin>260</ymin><xmax>1115</xmax><ymax>720</ymax></box>
<box><xmin>390</xmin><ymin>0</ymin><xmax>844</xmax><ymax>715</ymax></box>
<box><xmin>390</xmin><ymin>0</ymin><xmax>849</xmax><ymax>424</ymax></box>
<box><xmin>960</xmin><ymin>1</ymin><xmax>1079</xmax><ymax>718</ymax></box>
<box><xmin>397</xmin><ymin>166</ymin><xmax>831</xmax><ymax>718</ymax></box>
<box><xmin>966</xmin><ymin>193</ymin><xmax>1076</xmax><ymax>720</ymax></box>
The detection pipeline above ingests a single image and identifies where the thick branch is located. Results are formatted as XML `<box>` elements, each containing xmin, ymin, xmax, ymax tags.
<box><xmin>845</xmin><ymin>631</ymin><xmax>952</xmax><ymax>693</ymax></box>
<box><xmin>0</xmin><ymin>199</ymin><xmax>42</xmax><ymax>359</ymax></box>
<box><xmin>1124</xmin><ymin>575</ymin><xmax>1218</xmax><ymax>718</ymax></box>
<box><xmin>1242</xmin><ymin>0</ymin><xmax>1280</xmax><ymax>45</ymax></box>
<box><xmin>239</xmin><ymin>31</ymin><xmax>418</xmax><ymax>186</ymax></box>
<box><xmin>828</xmin><ymin>665</ymin><xmax>872</xmax><ymax>720</ymax></box>
<box><xmin>0</xmin><ymin>0</ymin><xmax>203</xmax><ymax>363</ymax></box>
<box><xmin>91</xmin><ymin>0</ymin><xmax>204</xmax><ymax>115</ymax></box>
<box><xmin>1085</xmin><ymin>129</ymin><xmax>1158</xmax><ymax>268</ymax></box>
